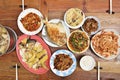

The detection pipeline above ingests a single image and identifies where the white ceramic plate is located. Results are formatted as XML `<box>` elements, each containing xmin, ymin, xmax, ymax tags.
<box><xmin>80</xmin><ymin>56</ymin><xmax>96</xmax><ymax>71</ymax></box>
<box><xmin>50</xmin><ymin>49</ymin><xmax>76</xmax><ymax>77</ymax></box>
<box><xmin>91</xmin><ymin>29</ymin><xmax>120</xmax><ymax>60</ymax></box>
<box><xmin>81</xmin><ymin>16</ymin><xmax>101</xmax><ymax>35</ymax></box>
<box><xmin>42</xmin><ymin>19</ymin><xmax>70</xmax><ymax>47</ymax></box>
<box><xmin>17</xmin><ymin>8</ymin><xmax>43</xmax><ymax>35</ymax></box>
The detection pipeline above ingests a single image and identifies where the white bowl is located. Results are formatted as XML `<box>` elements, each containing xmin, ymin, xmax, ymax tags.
<box><xmin>17</xmin><ymin>8</ymin><xmax>43</xmax><ymax>35</ymax></box>
<box><xmin>64</xmin><ymin>8</ymin><xmax>85</xmax><ymax>29</ymax></box>
<box><xmin>80</xmin><ymin>56</ymin><xmax>96</xmax><ymax>71</ymax></box>
<box><xmin>81</xmin><ymin>16</ymin><xmax>100</xmax><ymax>35</ymax></box>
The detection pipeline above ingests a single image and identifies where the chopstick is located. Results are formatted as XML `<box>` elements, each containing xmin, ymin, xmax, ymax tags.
<box><xmin>97</xmin><ymin>62</ymin><xmax>100</xmax><ymax>80</ymax></box>
<box><xmin>16</xmin><ymin>64</ymin><xmax>18</xmax><ymax>80</ymax></box>
<box><xmin>22</xmin><ymin>0</ymin><xmax>24</xmax><ymax>11</ymax></box>
<box><xmin>110</xmin><ymin>0</ymin><xmax>112</xmax><ymax>14</ymax></box>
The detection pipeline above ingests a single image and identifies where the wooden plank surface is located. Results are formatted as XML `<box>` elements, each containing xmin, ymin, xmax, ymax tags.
<box><xmin>46</xmin><ymin>0</ymin><xmax>120</xmax><ymax>12</ymax></box>
<box><xmin>0</xmin><ymin>0</ymin><xmax>120</xmax><ymax>80</ymax></box>
<box><xmin>0</xmin><ymin>0</ymin><xmax>41</xmax><ymax>20</ymax></box>
<box><xmin>0</xmin><ymin>13</ymin><xmax>120</xmax><ymax>80</ymax></box>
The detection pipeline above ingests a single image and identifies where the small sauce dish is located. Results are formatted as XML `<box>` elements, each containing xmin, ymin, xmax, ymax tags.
<box><xmin>80</xmin><ymin>55</ymin><xmax>96</xmax><ymax>71</ymax></box>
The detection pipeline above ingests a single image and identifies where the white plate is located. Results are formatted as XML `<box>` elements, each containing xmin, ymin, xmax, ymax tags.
<box><xmin>80</xmin><ymin>56</ymin><xmax>96</xmax><ymax>71</ymax></box>
<box><xmin>81</xmin><ymin>16</ymin><xmax>101</xmax><ymax>35</ymax></box>
<box><xmin>91</xmin><ymin>29</ymin><xmax>120</xmax><ymax>60</ymax></box>
<box><xmin>50</xmin><ymin>49</ymin><xmax>76</xmax><ymax>77</ymax></box>
<box><xmin>42</xmin><ymin>19</ymin><xmax>70</xmax><ymax>47</ymax></box>
<box><xmin>17</xmin><ymin>8</ymin><xmax>43</xmax><ymax>35</ymax></box>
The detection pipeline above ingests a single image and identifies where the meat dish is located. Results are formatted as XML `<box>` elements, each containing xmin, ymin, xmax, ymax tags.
<box><xmin>20</xmin><ymin>12</ymin><xmax>41</xmax><ymax>31</ymax></box>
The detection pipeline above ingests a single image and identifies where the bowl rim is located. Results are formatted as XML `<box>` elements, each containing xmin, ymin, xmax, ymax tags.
<box><xmin>64</xmin><ymin>8</ymin><xmax>85</xmax><ymax>29</ymax></box>
<box><xmin>81</xmin><ymin>16</ymin><xmax>101</xmax><ymax>35</ymax></box>
<box><xmin>67</xmin><ymin>30</ymin><xmax>90</xmax><ymax>54</ymax></box>
<box><xmin>4</xmin><ymin>26</ymin><xmax>17</xmax><ymax>54</ymax></box>
<box><xmin>17</xmin><ymin>8</ymin><xmax>43</xmax><ymax>35</ymax></box>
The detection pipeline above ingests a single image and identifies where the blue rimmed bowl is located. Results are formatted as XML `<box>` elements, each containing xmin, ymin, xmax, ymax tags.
<box><xmin>50</xmin><ymin>49</ymin><xmax>77</xmax><ymax>77</ymax></box>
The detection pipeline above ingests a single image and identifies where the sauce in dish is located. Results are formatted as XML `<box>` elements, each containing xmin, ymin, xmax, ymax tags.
<box><xmin>20</xmin><ymin>12</ymin><xmax>41</xmax><ymax>31</ymax></box>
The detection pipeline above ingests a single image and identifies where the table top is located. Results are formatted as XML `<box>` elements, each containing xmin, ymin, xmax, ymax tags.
<box><xmin>0</xmin><ymin>0</ymin><xmax>120</xmax><ymax>80</ymax></box>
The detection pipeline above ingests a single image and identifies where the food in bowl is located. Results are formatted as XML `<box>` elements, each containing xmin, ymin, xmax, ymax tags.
<box><xmin>82</xmin><ymin>17</ymin><xmax>99</xmax><ymax>35</ymax></box>
<box><xmin>64</xmin><ymin>8</ymin><xmax>85</xmax><ymax>29</ymax></box>
<box><xmin>20</xmin><ymin>12</ymin><xmax>41</xmax><ymax>31</ymax></box>
<box><xmin>4</xmin><ymin>26</ymin><xmax>17</xmax><ymax>54</ymax></box>
<box><xmin>67</xmin><ymin>30</ymin><xmax>89</xmax><ymax>54</ymax></box>
<box><xmin>0</xmin><ymin>25</ymin><xmax>10</xmax><ymax>55</ymax></box>
<box><xmin>91</xmin><ymin>30</ymin><xmax>119</xmax><ymax>58</ymax></box>
<box><xmin>50</xmin><ymin>49</ymin><xmax>76</xmax><ymax>77</ymax></box>
<box><xmin>80</xmin><ymin>56</ymin><xmax>96</xmax><ymax>71</ymax></box>
<box><xmin>45</xmin><ymin>21</ymin><xmax>67</xmax><ymax>46</ymax></box>
<box><xmin>19</xmin><ymin>37</ymin><xmax>48</xmax><ymax>69</ymax></box>
<box><xmin>54</xmin><ymin>54</ymin><xmax>73</xmax><ymax>71</ymax></box>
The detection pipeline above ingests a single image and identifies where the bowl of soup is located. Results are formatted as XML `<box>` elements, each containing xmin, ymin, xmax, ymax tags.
<box><xmin>67</xmin><ymin>30</ymin><xmax>90</xmax><ymax>54</ymax></box>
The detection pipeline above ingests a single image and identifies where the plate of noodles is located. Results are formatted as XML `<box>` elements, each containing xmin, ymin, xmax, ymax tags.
<box><xmin>91</xmin><ymin>29</ymin><xmax>120</xmax><ymax>60</ymax></box>
<box><xmin>64</xmin><ymin>8</ymin><xmax>85</xmax><ymax>29</ymax></box>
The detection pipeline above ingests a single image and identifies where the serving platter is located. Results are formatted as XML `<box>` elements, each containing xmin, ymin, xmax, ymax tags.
<box><xmin>42</xmin><ymin>19</ymin><xmax>70</xmax><ymax>47</ymax></box>
<box><xmin>91</xmin><ymin>29</ymin><xmax>120</xmax><ymax>60</ymax></box>
<box><xmin>16</xmin><ymin>35</ymin><xmax>51</xmax><ymax>74</ymax></box>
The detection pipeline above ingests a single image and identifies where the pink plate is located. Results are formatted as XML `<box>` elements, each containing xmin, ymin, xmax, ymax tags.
<box><xmin>16</xmin><ymin>35</ymin><xmax>51</xmax><ymax>74</ymax></box>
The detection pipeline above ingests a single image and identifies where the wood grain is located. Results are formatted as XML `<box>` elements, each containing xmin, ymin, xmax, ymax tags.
<box><xmin>0</xmin><ymin>0</ymin><xmax>120</xmax><ymax>80</ymax></box>
<box><xmin>0</xmin><ymin>0</ymin><xmax>41</xmax><ymax>20</ymax></box>
<box><xmin>46</xmin><ymin>0</ymin><xmax>120</xmax><ymax>12</ymax></box>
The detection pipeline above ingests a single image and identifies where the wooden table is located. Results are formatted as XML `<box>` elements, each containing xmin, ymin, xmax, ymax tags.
<box><xmin>0</xmin><ymin>0</ymin><xmax>120</xmax><ymax>80</ymax></box>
